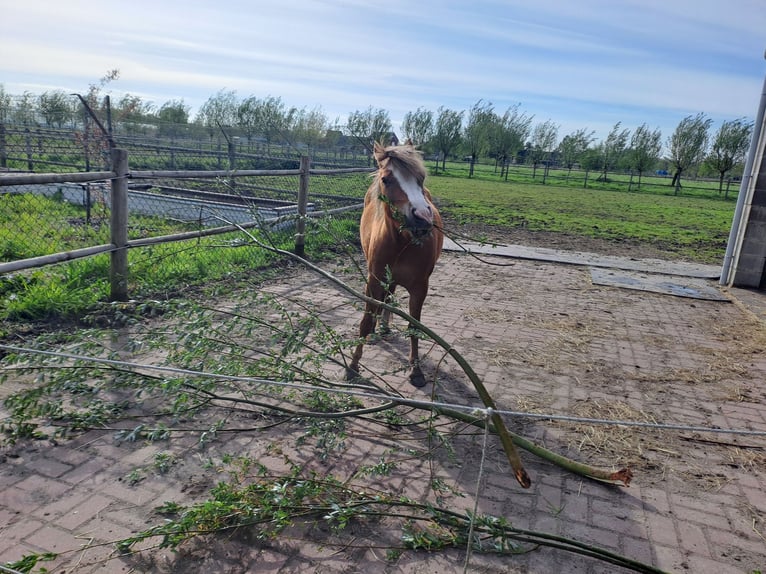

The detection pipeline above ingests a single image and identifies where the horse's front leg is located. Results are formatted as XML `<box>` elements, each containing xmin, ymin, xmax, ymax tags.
<box><xmin>406</xmin><ymin>284</ymin><xmax>429</xmax><ymax>388</ymax></box>
<box><xmin>346</xmin><ymin>280</ymin><xmax>383</xmax><ymax>381</ymax></box>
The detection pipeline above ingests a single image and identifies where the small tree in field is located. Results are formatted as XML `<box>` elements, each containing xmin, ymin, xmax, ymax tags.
<box><xmin>667</xmin><ymin>112</ymin><xmax>712</xmax><ymax>195</ymax></box>
<box><xmin>489</xmin><ymin>104</ymin><xmax>533</xmax><ymax>179</ymax></box>
<box><xmin>628</xmin><ymin>124</ymin><xmax>662</xmax><ymax>191</ymax></box>
<box><xmin>598</xmin><ymin>122</ymin><xmax>630</xmax><ymax>182</ymax></box>
<box><xmin>402</xmin><ymin>107</ymin><xmax>434</xmax><ymax>149</ymax></box>
<box><xmin>557</xmin><ymin>128</ymin><xmax>595</xmax><ymax>181</ymax></box>
<box><xmin>527</xmin><ymin>119</ymin><xmax>558</xmax><ymax>179</ymax></box>
<box><xmin>463</xmin><ymin>100</ymin><xmax>494</xmax><ymax>177</ymax></box>
<box><xmin>706</xmin><ymin>118</ymin><xmax>753</xmax><ymax>198</ymax></box>
<box><xmin>432</xmin><ymin>107</ymin><xmax>463</xmax><ymax>173</ymax></box>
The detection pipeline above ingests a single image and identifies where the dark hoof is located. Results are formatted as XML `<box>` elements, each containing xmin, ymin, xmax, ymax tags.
<box><xmin>345</xmin><ymin>367</ymin><xmax>362</xmax><ymax>382</ymax></box>
<box><xmin>409</xmin><ymin>370</ymin><xmax>427</xmax><ymax>388</ymax></box>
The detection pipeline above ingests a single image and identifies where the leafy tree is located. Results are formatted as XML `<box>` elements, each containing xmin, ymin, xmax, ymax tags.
<box><xmin>401</xmin><ymin>107</ymin><xmax>434</xmax><ymax>148</ymax></box>
<box><xmin>627</xmin><ymin>124</ymin><xmax>662</xmax><ymax>190</ymax></box>
<box><xmin>580</xmin><ymin>148</ymin><xmax>602</xmax><ymax>188</ymax></box>
<box><xmin>346</xmin><ymin>106</ymin><xmax>392</xmax><ymax>151</ymax></box>
<box><xmin>431</xmin><ymin>106</ymin><xmax>463</xmax><ymax>173</ymax></box>
<box><xmin>38</xmin><ymin>90</ymin><xmax>73</xmax><ymax>128</ymax></box>
<box><xmin>113</xmin><ymin>94</ymin><xmax>154</xmax><ymax>134</ymax></box>
<box><xmin>0</xmin><ymin>84</ymin><xmax>11</xmax><ymax>124</ymax></box>
<box><xmin>157</xmin><ymin>99</ymin><xmax>190</xmax><ymax>138</ymax></box>
<box><xmin>195</xmin><ymin>89</ymin><xmax>238</xmax><ymax>139</ymax></box>
<box><xmin>236</xmin><ymin>95</ymin><xmax>263</xmax><ymax>145</ymax></box>
<box><xmin>292</xmin><ymin>106</ymin><xmax>329</xmax><ymax>153</ymax></box>
<box><xmin>557</xmin><ymin>128</ymin><xmax>595</xmax><ymax>181</ymax></box>
<box><xmin>463</xmin><ymin>100</ymin><xmax>494</xmax><ymax>177</ymax></box>
<box><xmin>598</xmin><ymin>122</ymin><xmax>630</xmax><ymax>182</ymax></box>
<box><xmin>706</xmin><ymin>118</ymin><xmax>753</xmax><ymax>197</ymax></box>
<box><xmin>487</xmin><ymin>104</ymin><xmax>533</xmax><ymax>179</ymax></box>
<box><xmin>527</xmin><ymin>119</ymin><xmax>559</xmax><ymax>179</ymax></box>
<box><xmin>667</xmin><ymin>112</ymin><xmax>712</xmax><ymax>194</ymax></box>
<box><xmin>12</xmin><ymin>92</ymin><xmax>37</xmax><ymax>126</ymax></box>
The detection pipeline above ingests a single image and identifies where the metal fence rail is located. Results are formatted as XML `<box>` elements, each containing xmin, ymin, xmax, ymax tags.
<box><xmin>0</xmin><ymin>148</ymin><xmax>369</xmax><ymax>300</ymax></box>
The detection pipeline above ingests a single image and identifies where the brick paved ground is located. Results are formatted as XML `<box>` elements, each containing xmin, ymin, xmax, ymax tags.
<box><xmin>1</xmin><ymin>251</ymin><xmax>765</xmax><ymax>573</ymax></box>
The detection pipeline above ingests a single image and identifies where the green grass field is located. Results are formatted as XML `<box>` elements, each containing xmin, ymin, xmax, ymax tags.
<box><xmin>426</xmin><ymin>166</ymin><xmax>734</xmax><ymax>264</ymax></box>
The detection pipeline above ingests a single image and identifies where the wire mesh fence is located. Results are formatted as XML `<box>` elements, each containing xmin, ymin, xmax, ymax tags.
<box><xmin>0</xmin><ymin>145</ymin><xmax>372</xmax><ymax>308</ymax></box>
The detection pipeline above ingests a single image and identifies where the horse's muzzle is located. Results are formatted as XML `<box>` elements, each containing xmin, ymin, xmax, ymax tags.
<box><xmin>406</xmin><ymin>206</ymin><xmax>433</xmax><ymax>238</ymax></box>
<box><xmin>407</xmin><ymin>215</ymin><xmax>433</xmax><ymax>239</ymax></box>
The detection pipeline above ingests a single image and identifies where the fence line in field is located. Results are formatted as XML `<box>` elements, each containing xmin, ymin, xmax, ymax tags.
<box><xmin>0</xmin><ymin>148</ymin><xmax>369</xmax><ymax>300</ymax></box>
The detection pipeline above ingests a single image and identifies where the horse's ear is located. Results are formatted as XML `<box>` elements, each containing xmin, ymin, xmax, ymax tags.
<box><xmin>373</xmin><ymin>141</ymin><xmax>387</xmax><ymax>163</ymax></box>
<box><xmin>404</xmin><ymin>138</ymin><xmax>413</xmax><ymax>147</ymax></box>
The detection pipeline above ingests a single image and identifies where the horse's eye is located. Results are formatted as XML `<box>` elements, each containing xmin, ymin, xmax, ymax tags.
<box><xmin>381</xmin><ymin>176</ymin><xmax>391</xmax><ymax>186</ymax></box>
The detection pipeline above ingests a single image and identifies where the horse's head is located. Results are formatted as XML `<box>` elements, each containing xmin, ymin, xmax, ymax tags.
<box><xmin>373</xmin><ymin>141</ymin><xmax>434</xmax><ymax>239</ymax></box>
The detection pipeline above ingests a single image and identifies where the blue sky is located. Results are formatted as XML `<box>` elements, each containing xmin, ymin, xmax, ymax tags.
<box><xmin>1</xmin><ymin>0</ymin><xmax>764</xmax><ymax>144</ymax></box>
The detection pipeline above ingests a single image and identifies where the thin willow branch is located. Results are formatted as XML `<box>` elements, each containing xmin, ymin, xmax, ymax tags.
<box><xmin>231</xmin><ymin>222</ymin><xmax>531</xmax><ymax>488</ymax></box>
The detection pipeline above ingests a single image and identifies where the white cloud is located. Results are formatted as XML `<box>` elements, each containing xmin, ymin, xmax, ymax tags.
<box><xmin>0</xmin><ymin>0</ymin><xmax>763</xmax><ymax>142</ymax></box>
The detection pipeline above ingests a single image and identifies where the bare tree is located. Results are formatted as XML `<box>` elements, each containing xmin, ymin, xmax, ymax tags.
<box><xmin>401</xmin><ymin>107</ymin><xmax>434</xmax><ymax>148</ymax></box>
<box><xmin>463</xmin><ymin>99</ymin><xmax>494</xmax><ymax>177</ymax></box>
<box><xmin>432</xmin><ymin>106</ymin><xmax>463</xmax><ymax>173</ymax></box>
<box><xmin>628</xmin><ymin>124</ymin><xmax>662</xmax><ymax>191</ymax></box>
<box><xmin>706</xmin><ymin>118</ymin><xmax>753</xmax><ymax>197</ymax></box>
<box><xmin>667</xmin><ymin>112</ymin><xmax>712</xmax><ymax>194</ymax></box>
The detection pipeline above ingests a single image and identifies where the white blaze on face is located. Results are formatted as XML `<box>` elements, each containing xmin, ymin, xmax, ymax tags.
<box><xmin>390</xmin><ymin>164</ymin><xmax>432</xmax><ymax>224</ymax></box>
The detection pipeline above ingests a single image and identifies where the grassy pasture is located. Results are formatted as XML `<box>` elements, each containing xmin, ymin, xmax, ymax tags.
<box><xmin>428</xmin><ymin>171</ymin><xmax>734</xmax><ymax>264</ymax></box>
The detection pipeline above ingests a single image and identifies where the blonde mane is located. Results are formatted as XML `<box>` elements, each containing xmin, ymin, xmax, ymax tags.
<box><xmin>374</xmin><ymin>143</ymin><xmax>427</xmax><ymax>184</ymax></box>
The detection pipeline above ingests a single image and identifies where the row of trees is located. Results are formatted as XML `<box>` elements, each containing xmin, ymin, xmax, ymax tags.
<box><xmin>0</xmin><ymin>74</ymin><xmax>753</xmax><ymax>195</ymax></box>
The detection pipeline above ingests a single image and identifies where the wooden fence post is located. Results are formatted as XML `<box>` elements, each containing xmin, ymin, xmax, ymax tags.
<box><xmin>110</xmin><ymin>148</ymin><xmax>129</xmax><ymax>301</ymax></box>
<box><xmin>295</xmin><ymin>155</ymin><xmax>310</xmax><ymax>257</ymax></box>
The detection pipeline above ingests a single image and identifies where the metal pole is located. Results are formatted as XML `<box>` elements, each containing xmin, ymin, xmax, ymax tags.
<box><xmin>720</xmin><ymin>52</ymin><xmax>766</xmax><ymax>285</ymax></box>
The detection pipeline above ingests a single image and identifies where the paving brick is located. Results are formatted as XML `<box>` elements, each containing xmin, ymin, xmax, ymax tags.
<box><xmin>653</xmin><ymin>543</ymin><xmax>690</xmax><ymax>572</ymax></box>
<box><xmin>23</xmin><ymin>455</ymin><xmax>73</xmax><ymax>478</ymax></box>
<box><xmin>24</xmin><ymin>524</ymin><xmax>84</xmax><ymax>553</ymax></box>
<box><xmin>0</xmin><ymin>516</ymin><xmax>45</xmax><ymax>546</ymax></box>
<box><xmin>686</xmin><ymin>553</ymin><xmax>752</xmax><ymax>574</ymax></box>
<box><xmin>646</xmin><ymin>512</ymin><xmax>679</xmax><ymax>547</ymax></box>
<box><xmin>677</xmin><ymin>520</ymin><xmax>711</xmax><ymax>556</ymax></box>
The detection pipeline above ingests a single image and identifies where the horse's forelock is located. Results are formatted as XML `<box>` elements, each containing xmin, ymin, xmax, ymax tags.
<box><xmin>379</xmin><ymin>145</ymin><xmax>426</xmax><ymax>183</ymax></box>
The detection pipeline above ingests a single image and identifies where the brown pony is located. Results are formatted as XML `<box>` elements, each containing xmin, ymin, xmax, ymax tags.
<box><xmin>346</xmin><ymin>141</ymin><xmax>443</xmax><ymax>387</ymax></box>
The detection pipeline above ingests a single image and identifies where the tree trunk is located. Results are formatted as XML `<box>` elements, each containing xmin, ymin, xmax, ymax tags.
<box><xmin>718</xmin><ymin>171</ymin><xmax>725</xmax><ymax>195</ymax></box>
<box><xmin>469</xmin><ymin>155</ymin><xmax>475</xmax><ymax>178</ymax></box>
<box><xmin>672</xmin><ymin>169</ymin><xmax>682</xmax><ymax>195</ymax></box>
